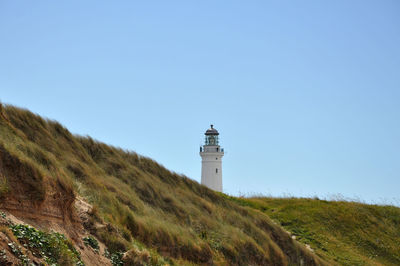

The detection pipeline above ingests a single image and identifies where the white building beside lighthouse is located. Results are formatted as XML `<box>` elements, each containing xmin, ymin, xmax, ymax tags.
<box><xmin>200</xmin><ymin>125</ymin><xmax>224</xmax><ymax>192</ymax></box>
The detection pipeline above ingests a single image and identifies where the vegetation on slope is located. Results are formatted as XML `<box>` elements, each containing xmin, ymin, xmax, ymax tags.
<box><xmin>0</xmin><ymin>211</ymin><xmax>83</xmax><ymax>265</ymax></box>
<box><xmin>0</xmin><ymin>103</ymin><xmax>322</xmax><ymax>265</ymax></box>
<box><xmin>226</xmin><ymin>196</ymin><xmax>400</xmax><ymax>265</ymax></box>
<box><xmin>10</xmin><ymin>223</ymin><xmax>84</xmax><ymax>265</ymax></box>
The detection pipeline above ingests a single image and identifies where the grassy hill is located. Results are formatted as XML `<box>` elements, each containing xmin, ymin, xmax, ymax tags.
<box><xmin>225</xmin><ymin>196</ymin><xmax>400</xmax><ymax>265</ymax></box>
<box><xmin>0</xmin><ymin>103</ymin><xmax>398</xmax><ymax>265</ymax></box>
<box><xmin>0</xmin><ymin>103</ymin><xmax>322</xmax><ymax>265</ymax></box>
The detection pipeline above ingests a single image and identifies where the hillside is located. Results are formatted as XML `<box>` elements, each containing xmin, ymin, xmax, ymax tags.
<box><xmin>226</xmin><ymin>196</ymin><xmax>400</xmax><ymax>265</ymax></box>
<box><xmin>0</xmin><ymin>103</ymin><xmax>324</xmax><ymax>265</ymax></box>
<box><xmin>0</xmin><ymin>103</ymin><xmax>398</xmax><ymax>265</ymax></box>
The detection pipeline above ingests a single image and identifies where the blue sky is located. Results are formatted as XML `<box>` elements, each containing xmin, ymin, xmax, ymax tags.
<box><xmin>1</xmin><ymin>1</ymin><xmax>399</xmax><ymax>204</ymax></box>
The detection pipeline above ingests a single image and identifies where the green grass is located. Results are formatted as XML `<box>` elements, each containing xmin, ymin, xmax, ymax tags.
<box><xmin>226</xmin><ymin>196</ymin><xmax>400</xmax><ymax>265</ymax></box>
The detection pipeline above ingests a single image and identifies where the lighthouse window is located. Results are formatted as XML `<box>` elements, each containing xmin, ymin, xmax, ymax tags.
<box><xmin>216</xmin><ymin>168</ymin><xmax>218</xmax><ymax>173</ymax></box>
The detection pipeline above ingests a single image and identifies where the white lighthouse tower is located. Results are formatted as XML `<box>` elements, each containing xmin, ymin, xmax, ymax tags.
<box><xmin>200</xmin><ymin>125</ymin><xmax>224</xmax><ymax>192</ymax></box>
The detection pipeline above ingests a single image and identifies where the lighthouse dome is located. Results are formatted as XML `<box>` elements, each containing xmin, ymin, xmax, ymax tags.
<box><xmin>205</xmin><ymin>124</ymin><xmax>219</xmax><ymax>135</ymax></box>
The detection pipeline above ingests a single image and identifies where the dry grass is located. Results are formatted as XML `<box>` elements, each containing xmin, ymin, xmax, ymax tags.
<box><xmin>0</xmin><ymin>142</ymin><xmax>46</xmax><ymax>202</ymax></box>
<box><xmin>0</xmin><ymin>173</ymin><xmax>8</xmax><ymax>198</ymax></box>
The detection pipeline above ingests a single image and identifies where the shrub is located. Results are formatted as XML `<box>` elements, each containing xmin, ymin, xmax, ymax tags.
<box><xmin>104</xmin><ymin>249</ymin><xmax>124</xmax><ymax>266</ymax></box>
<box><xmin>83</xmin><ymin>236</ymin><xmax>99</xmax><ymax>252</ymax></box>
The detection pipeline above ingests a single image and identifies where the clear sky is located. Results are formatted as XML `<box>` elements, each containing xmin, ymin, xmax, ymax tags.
<box><xmin>1</xmin><ymin>1</ymin><xmax>399</xmax><ymax>205</ymax></box>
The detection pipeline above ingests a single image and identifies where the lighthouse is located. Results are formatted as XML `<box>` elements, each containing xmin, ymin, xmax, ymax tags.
<box><xmin>200</xmin><ymin>125</ymin><xmax>224</xmax><ymax>192</ymax></box>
